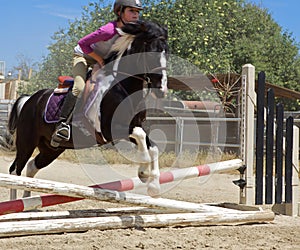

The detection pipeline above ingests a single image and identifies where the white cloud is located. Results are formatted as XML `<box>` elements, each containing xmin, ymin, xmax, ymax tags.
<box><xmin>34</xmin><ymin>4</ymin><xmax>81</xmax><ymax>20</ymax></box>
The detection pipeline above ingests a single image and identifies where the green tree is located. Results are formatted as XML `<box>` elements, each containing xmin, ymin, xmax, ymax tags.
<box><xmin>142</xmin><ymin>0</ymin><xmax>300</xmax><ymax>108</ymax></box>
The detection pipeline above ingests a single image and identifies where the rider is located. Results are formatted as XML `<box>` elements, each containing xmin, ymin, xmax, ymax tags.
<box><xmin>51</xmin><ymin>0</ymin><xmax>143</xmax><ymax>147</ymax></box>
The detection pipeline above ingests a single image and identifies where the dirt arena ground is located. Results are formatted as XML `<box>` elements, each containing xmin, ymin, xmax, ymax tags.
<box><xmin>0</xmin><ymin>155</ymin><xmax>299</xmax><ymax>250</ymax></box>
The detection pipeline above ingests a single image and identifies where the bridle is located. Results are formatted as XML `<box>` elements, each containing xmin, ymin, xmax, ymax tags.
<box><xmin>108</xmin><ymin>33</ymin><xmax>167</xmax><ymax>89</ymax></box>
<box><xmin>111</xmin><ymin>66</ymin><xmax>167</xmax><ymax>88</ymax></box>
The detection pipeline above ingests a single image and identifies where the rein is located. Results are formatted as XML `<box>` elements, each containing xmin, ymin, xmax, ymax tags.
<box><xmin>108</xmin><ymin>66</ymin><xmax>167</xmax><ymax>86</ymax></box>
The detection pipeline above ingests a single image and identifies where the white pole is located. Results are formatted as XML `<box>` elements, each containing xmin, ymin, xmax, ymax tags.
<box><xmin>0</xmin><ymin>173</ymin><xmax>244</xmax><ymax>214</ymax></box>
<box><xmin>0</xmin><ymin>159</ymin><xmax>242</xmax><ymax>215</ymax></box>
<box><xmin>240</xmin><ymin>64</ymin><xmax>256</xmax><ymax>205</ymax></box>
<box><xmin>0</xmin><ymin>211</ymin><xmax>274</xmax><ymax>238</ymax></box>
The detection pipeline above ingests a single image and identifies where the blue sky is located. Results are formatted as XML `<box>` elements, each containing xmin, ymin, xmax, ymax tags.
<box><xmin>0</xmin><ymin>0</ymin><xmax>299</xmax><ymax>74</ymax></box>
<box><xmin>0</xmin><ymin>0</ymin><xmax>100</xmax><ymax>73</ymax></box>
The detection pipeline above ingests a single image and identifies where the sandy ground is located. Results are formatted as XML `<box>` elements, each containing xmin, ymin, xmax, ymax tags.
<box><xmin>0</xmin><ymin>154</ymin><xmax>299</xmax><ymax>250</ymax></box>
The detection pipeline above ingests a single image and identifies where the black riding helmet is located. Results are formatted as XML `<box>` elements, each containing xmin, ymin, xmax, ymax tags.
<box><xmin>113</xmin><ymin>0</ymin><xmax>143</xmax><ymax>16</ymax></box>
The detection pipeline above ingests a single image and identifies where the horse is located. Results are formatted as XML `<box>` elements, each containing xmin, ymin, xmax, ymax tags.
<box><xmin>7</xmin><ymin>20</ymin><xmax>168</xmax><ymax>200</ymax></box>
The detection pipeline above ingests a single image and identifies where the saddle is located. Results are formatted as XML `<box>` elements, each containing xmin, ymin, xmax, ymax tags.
<box><xmin>44</xmin><ymin>69</ymin><xmax>110</xmax><ymax>145</ymax></box>
<box><xmin>46</xmin><ymin>75</ymin><xmax>99</xmax><ymax>122</ymax></box>
<box><xmin>54</xmin><ymin>76</ymin><xmax>74</xmax><ymax>93</ymax></box>
<box><xmin>44</xmin><ymin>75</ymin><xmax>96</xmax><ymax>123</ymax></box>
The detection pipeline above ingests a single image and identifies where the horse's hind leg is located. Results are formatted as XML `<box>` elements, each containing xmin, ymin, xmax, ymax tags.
<box><xmin>9</xmin><ymin>148</ymin><xmax>35</xmax><ymax>200</ymax></box>
<box><xmin>9</xmin><ymin>159</ymin><xmax>18</xmax><ymax>200</ymax></box>
<box><xmin>21</xmin><ymin>158</ymin><xmax>41</xmax><ymax>198</ymax></box>
<box><xmin>129</xmin><ymin>127</ymin><xmax>161</xmax><ymax>197</ymax></box>
<box><xmin>22</xmin><ymin>143</ymin><xmax>65</xmax><ymax>198</ymax></box>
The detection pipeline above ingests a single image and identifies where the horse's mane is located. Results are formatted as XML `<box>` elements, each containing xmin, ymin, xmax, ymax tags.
<box><xmin>110</xmin><ymin>30</ymin><xmax>135</xmax><ymax>57</ymax></box>
<box><xmin>108</xmin><ymin>20</ymin><xmax>168</xmax><ymax>58</ymax></box>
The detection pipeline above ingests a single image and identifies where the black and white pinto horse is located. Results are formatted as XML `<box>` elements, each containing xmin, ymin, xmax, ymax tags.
<box><xmin>8</xmin><ymin>20</ymin><xmax>168</xmax><ymax>200</ymax></box>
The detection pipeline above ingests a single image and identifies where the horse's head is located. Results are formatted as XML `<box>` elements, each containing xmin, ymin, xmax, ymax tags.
<box><xmin>110</xmin><ymin>20</ymin><xmax>168</xmax><ymax>98</ymax></box>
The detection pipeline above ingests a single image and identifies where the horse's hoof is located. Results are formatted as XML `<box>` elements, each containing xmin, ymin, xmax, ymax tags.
<box><xmin>138</xmin><ymin>165</ymin><xmax>150</xmax><ymax>183</ymax></box>
<box><xmin>147</xmin><ymin>181</ymin><xmax>161</xmax><ymax>198</ymax></box>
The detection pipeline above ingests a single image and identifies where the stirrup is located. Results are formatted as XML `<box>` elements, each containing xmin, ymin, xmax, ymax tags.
<box><xmin>55</xmin><ymin>122</ymin><xmax>71</xmax><ymax>140</ymax></box>
<box><xmin>50</xmin><ymin>122</ymin><xmax>71</xmax><ymax>148</ymax></box>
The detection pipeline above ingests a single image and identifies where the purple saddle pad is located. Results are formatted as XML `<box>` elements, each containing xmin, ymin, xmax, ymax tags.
<box><xmin>44</xmin><ymin>92</ymin><xmax>66</xmax><ymax>123</ymax></box>
<box><xmin>44</xmin><ymin>82</ymin><xmax>100</xmax><ymax>124</ymax></box>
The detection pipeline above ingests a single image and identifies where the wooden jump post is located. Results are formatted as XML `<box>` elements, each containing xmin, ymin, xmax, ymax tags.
<box><xmin>239</xmin><ymin>64</ymin><xmax>256</xmax><ymax>205</ymax></box>
<box><xmin>0</xmin><ymin>159</ymin><xmax>242</xmax><ymax>215</ymax></box>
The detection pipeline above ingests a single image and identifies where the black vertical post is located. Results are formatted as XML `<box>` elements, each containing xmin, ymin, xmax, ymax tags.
<box><xmin>265</xmin><ymin>89</ymin><xmax>274</xmax><ymax>204</ymax></box>
<box><xmin>255</xmin><ymin>72</ymin><xmax>265</xmax><ymax>205</ymax></box>
<box><xmin>275</xmin><ymin>104</ymin><xmax>284</xmax><ymax>204</ymax></box>
<box><xmin>285</xmin><ymin>116</ymin><xmax>293</xmax><ymax>203</ymax></box>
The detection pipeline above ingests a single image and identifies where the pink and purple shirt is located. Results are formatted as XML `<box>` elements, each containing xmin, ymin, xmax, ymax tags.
<box><xmin>74</xmin><ymin>21</ymin><xmax>120</xmax><ymax>59</ymax></box>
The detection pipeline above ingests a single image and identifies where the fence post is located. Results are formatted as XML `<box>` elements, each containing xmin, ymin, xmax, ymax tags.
<box><xmin>285</xmin><ymin>117</ymin><xmax>293</xmax><ymax>204</ymax></box>
<box><xmin>255</xmin><ymin>72</ymin><xmax>265</xmax><ymax>205</ymax></box>
<box><xmin>280</xmin><ymin>118</ymin><xmax>300</xmax><ymax>217</ymax></box>
<box><xmin>265</xmin><ymin>88</ymin><xmax>274</xmax><ymax>204</ymax></box>
<box><xmin>275</xmin><ymin>104</ymin><xmax>284</xmax><ymax>204</ymax></box>
<box><xmin>175</xmin><ymin>117</ymin><xmax>184</xmax><ymax>155</ymax></box>
<box><xmin>240</xmin><ymin>64</ymin><xmax>256</xmax><ymax>205</ymax></box>
<box><xmin>291</xmin><ymin>125</ymin><xmax>299</xmax><ymax>216</ymax></box>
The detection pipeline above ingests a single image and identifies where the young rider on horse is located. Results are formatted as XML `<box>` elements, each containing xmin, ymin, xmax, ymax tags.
<box><xmin>51</xmin><ymin>0</ymin><xmax>143</xmax><ymax>147</ymax></box>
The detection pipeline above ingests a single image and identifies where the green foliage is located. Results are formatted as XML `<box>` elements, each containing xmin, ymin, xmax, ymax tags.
<box><xmin>21</xmin><ymin>0</ymin><xmax>300</xmax><ymax>109</ymax></box>
<box><xmin>142</xmin><ymin>0</ymin><xmax>300</xmax><ymax>109</ymax></box>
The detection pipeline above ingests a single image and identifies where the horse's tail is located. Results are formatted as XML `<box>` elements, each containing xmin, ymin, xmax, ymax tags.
<box><xmin>8</xmin><ymin>94</ymin><xmax>30</xmax><ymax>135</ymax></box>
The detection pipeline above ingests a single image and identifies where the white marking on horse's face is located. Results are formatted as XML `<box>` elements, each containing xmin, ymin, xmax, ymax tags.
<box><xmin>160</xmin><ymin>50</ymin><xmax>168</xmax><ymax>94</ymax></box>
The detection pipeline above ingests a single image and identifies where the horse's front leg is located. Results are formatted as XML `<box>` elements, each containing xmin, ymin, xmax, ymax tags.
<box><xmin>147</xmin><ymin>145</ymin><xmax>161</xmax><ymax>197</ymax></box>
<box><xmin>129</xmin><ymin>127</ymin><xmax>161</xmax><ymax>197</ymax></box>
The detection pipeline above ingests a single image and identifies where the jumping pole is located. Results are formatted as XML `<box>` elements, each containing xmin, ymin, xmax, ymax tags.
<box><xmin>0</xmin><ymin>159</ymin><xmax>242</xmax><ymax>215</ymax></box>
<box><xmin>0</xmin><ymin>210</ymin><xmax>274</xmax><ymax>238</ymax></box>
<box><xmin>0</xmin><ymin>168</ymin><xmax>250</xmax><ymax>214</ymax></box>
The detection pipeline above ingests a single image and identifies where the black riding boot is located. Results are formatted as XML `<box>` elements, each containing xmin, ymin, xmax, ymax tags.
<box><xmin>50</xmin><ymin>92</ymin><xmax>77</xmax><ymax>147</ymax></box>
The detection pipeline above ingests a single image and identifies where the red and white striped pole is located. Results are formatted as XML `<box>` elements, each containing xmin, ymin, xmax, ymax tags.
<box><xmin>0</xmin><ymin>159</ymin><xmax>242</xmax><ymax>215</ymax></box>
